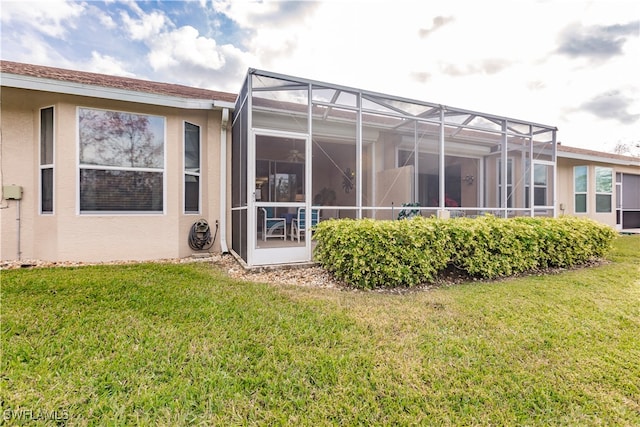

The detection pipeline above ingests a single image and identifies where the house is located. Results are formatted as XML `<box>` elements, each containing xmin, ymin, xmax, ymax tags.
<box><xmin>1</xmin><ymin>61</ymin><xmax>638</xmax><ymax>266</ymax></box>
<box><xmin>556</xmin><ymin>145</ymin><xmax>640</xmax><ymax>230</ymax></box>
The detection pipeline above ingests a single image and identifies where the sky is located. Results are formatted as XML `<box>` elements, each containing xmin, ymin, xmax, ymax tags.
<box><xmin>1</xmin><ymin>0</ymin><xmax>639</xmax><ymax>153</ymax></box>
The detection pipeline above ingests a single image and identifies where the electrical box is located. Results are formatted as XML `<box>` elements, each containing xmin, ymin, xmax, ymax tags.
<box><xmin>3</xmin><ymin>185</ymin><xmax>23</xmax><ymax>200</ymax></box>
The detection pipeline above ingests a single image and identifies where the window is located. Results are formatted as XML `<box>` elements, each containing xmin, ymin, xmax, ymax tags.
<box><xmin>184</xmin><ymin>122</ymin><xmax>200</xmax><ymax>213</ymax></box>
<box><xmin>574</xmin><ymin>166</ymin><xmax>587</xmax><ymax>213</ymax></box>
<box><xmin>40</xmin><ymin>107</ymin><xmax>54</xmax><ymax>213</ymax></box>
<box><xmin>78</xmin><ymin>108</ymin><xmax>165</xmax><ymax>213</ymax></box>
<box><xmin>595</xmin><ymin>166</ymin><xmax>613</xmax><ymax>213</ymax></box>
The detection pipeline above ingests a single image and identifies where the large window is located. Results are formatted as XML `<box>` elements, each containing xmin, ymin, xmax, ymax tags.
<box><xmin>184</xmin><ymin>122</ymin><xmax>200</xmax><ymax>213</ymax></box>
<box><xmin>78</xmin><ymin>108</ymin><xmax>165</xmax><ymax>213</ymax></box>
<box><xmin>595</xmin><ymin>166</ymin><xmax>613</xmax><ymax>213</ymax></box>
<box><xmin>574</xmin><ymin>166</ymin><xmax>587</xmax><ymax>213</ymax></box>
<box><xmin>40</xmin><ymin>107</ymin><xmax>54</xmax><ymax>213</ymax></box>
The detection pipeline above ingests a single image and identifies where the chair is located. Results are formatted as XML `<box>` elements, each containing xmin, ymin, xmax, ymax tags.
<box><xmin>261</xmin><ymin>207</ymin><xmax>286</xmax><ymax>241</ymax></box>
<box><xmin>290</xmin><ymin>208</ymin><xmax>320</xmax><ymax>242</ymax></box>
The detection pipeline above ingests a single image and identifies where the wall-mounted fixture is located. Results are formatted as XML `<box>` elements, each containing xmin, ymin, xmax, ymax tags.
<box><xmin>3</xmin><ymin>185</ymin><xmax>23</xmax><ymax>200</ymax></box>
<box><xmin>463</xmin><ymin>175</ymin><xmax>475</xmax><ymax>185</ymax></box>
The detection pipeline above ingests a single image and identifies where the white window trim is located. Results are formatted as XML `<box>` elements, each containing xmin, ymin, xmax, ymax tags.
<box><xmin>39</xmin><ymin>106</ymin><xmax>55</xmax><ymax>215</ymax></box>
<box><xmin>184</xmin><ymin>121</ymin><xmax>202</xmax><ymax>214</ymax></box>
<box><xmin>76</xmin><ymin>106</ymin><xmax>167</xmax><ymax>215</ymax></box>
<box><xmin>573</xmin><ymin>165</ymin><xmax>588</xmax><ymax>214</ymax></box>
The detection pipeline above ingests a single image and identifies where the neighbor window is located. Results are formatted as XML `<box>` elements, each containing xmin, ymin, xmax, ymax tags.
<box><xmin>184</xmin><ymin>122</ymin><xmax>201</xmax><ymax>213</ymax></box>
<box><xmin>595</xmin><ymin>166</ymin><xmax>613</xmax><ymax>213</ymax></box>
<box><xmin>78</xmin><ymin>108</ymin><xmax>165</xmax><ymax>213</ymax></box>
<box><xmin>574</xmin><ymin>166</ymin><xmax>587</xmax><ymax>213</ymax></box>
<box><xmin>40</xmin><ymin>107</ymin><xmax>54</xmax><ymax>213</ymax></box>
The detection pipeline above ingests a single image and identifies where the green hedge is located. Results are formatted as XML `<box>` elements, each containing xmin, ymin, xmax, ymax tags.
<box><xmin>313</xmin><ymin>216</ymin><xmax>617</xmax><ymax>289</ymax></box>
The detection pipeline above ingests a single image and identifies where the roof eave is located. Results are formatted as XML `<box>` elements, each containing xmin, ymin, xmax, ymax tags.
<box><xmin>1</xmin><ymin>72</ymin><xmax>225</xmax><ymax>110</ymax></box>
<box><xmin>558</xmin><ymin>149</ymin><xmax>640</xmax><ymax>167</ymax></box>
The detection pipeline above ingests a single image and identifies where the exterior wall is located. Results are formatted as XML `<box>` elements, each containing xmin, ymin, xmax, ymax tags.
<box><xmin>0</xmin><ymin>87</ymin><xmax>225</xmax><ymax>262</ymax></box>
<box><xmin>557</xmin><ymin>156</ymin><xmax>639</xmax><ymax>228</ymax></box>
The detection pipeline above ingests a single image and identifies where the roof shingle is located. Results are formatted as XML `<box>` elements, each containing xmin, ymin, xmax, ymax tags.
<box><xmin>0</xmin><ymin>60</ymin><xmax>237</xmax><ymax>103</ymax></box>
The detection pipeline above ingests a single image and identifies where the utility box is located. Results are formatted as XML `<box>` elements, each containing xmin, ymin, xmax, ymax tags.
<box><xmin>3</xmin><ymin>185</ymin><xmax>23</xmax><ymax>200</ymax></box>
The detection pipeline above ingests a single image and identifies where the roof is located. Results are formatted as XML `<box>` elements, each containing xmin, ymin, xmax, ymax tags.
<box><xmin>0</xmin><ymin>60</ymin><xmax>236</xmax><ymax>108</ymax></box>
<box><xmin>557</xmin><ymin>144</ymin><xmax>640</xmax><ymax>167</ymax></box>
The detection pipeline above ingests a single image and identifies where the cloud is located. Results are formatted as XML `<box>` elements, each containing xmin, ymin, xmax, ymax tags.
<box><xmin>410</xmin><ymin>71</ymin><xmax>432</xmax><ymax>83</ymax></box>
<box><xmin>87</xmin><ymin>51</ymin><xmax>137</xmax><ymax>77</ymax></box>
<box><xmin>0</xmin><ymin>0</ymin><xmax>85</xmax><ymax>38</ymax></box>
<box><xmin>557</xmin><ymin>21</ymin><xmax>640</xmax><ymax>60</ymax></box>
<box><xmin>418</xmin><ymin>16</ymin><xmax>454</xmax><ymax>38</ymax></box>
<box><xmin>210</xmin><ymin>0</ymin><xmax>319</xmax><ymax>68</ymax></box>
<box><xmin>147</xmin><ymin>26</ymin><xmax>225</xmax><ymax>70</ymax></box>
<box><xmin>143</xmin><ymin>25</ymin><xmax>254</xmax><ymax>91</ymax></box>
<box><xmin>97</xmin><ymin>12</ymin><xmax>117</xmax><ymax>30</ymax></box>
<box><xmin>212</xmin><ymin>0</ymin><xmax>318</xmax><ymax>29</ymax></box>
<box><xmin>580</xmin><ymin>91</ymin><xmax>640</xmax><ymax>124</ymax></box>
<box><xmin>121</xmin><ymin>9</ymin><xmax>171</xmax><ymax>40</ymax></box>
<box><xmin>440</xmin><ymin>59</ymin><xmax>512</xmax><ymax>77</ymax></box>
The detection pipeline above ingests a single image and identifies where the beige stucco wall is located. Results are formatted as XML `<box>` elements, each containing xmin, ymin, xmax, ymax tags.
<box><xmin>557</xmin><ymin>156</ymin><xmax>639</xmax><ymax>228</ymax></box>
<box><xmin>1</xmin><ymin>86</ymin><xmax>228</xmax><ymax>262</ymax></box>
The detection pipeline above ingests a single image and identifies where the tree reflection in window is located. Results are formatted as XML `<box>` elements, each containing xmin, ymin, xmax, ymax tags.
<box><xmin>78</xmin><ymin>108</ymin><xmax>165</xmax><ymax>212</ymax></box>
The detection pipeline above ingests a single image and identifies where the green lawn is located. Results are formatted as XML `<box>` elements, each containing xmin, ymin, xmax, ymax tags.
<box><xmin>2</xmin><ymin>236</ymin><xmax>639</xmax><ymax>426</ymax></box>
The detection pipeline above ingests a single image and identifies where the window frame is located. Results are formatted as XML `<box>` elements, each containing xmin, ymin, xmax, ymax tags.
<box><xmin>76</xmin><ymin>106</ymin><xmax>166</xmax><ymax>215</ymax></box>
<box><xmin>573</xmin><ymin>165</ymin><xmax>588</xmax><ymax>214</ymax></box>
<box><xmin>39</xmin><ymin>106</ymin><xmax>55</xmax><ymax>214</ymax></box>
<box><xmin>595</xmin><ymin>166</ymin><xmax>613</xmax><ymax>213</ymax></box>
<box><xmin>184</xmin><ymin>121</ymin><xmax>201</xmax><ymax>214</ymax></box>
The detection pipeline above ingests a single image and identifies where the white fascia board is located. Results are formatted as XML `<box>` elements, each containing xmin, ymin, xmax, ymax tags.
<box><xmin>558</xmin><ymin>150</ymin><xmax>640</xmax><ymax>167</ymax></box>
<box><xmin>1</xmin><ymin>73</ymin><xmax>219</xmax><ymax>110</ymax></box>
<box><xmin>213</xmin><ymin>100</ymin><xmax>236</xmax><ymax>109</ymax></box>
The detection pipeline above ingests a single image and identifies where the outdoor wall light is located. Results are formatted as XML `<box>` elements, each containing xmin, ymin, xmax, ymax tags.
<box><xmin>464</xmin><ymin>175</ymin><xmax>475</xmax><ymax>185</ymax></box>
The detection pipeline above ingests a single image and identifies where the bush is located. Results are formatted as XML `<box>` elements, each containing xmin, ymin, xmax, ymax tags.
<box><xmin>313</xmin><ymin>215</ymin><xmax>617</xmax><ymax>289</ymax></box>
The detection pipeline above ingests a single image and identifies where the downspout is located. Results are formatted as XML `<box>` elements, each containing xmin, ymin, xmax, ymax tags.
<box><xmin>218</xmin><ymin>107</ymin><xmax>230</xmax><ymax>253</ymax></box>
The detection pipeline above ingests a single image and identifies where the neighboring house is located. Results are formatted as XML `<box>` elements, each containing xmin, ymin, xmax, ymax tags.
<box><xmin>556</xmin><ymin>145</ymin><xmax>640</xmax><ymax>230</ymax></box>
<box><xmin>1</xmin><ymin>61</ymin><xmax>235</xmax><ymax>263</ymax></box>
<box><xmin>1</xmin><ymin>61</ymin><xmax>638</xmax><ymax>266</ymax></box>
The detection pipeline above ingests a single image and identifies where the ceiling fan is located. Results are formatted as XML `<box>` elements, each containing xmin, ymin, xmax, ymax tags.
<box><xmin>287</xmin><ymin>148</ymin><xmax>304</xmax><ymax>162</ymax></box>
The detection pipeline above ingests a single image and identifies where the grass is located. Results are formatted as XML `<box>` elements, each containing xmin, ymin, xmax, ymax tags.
<box><xmin>1</xmin><ymin>236</ymin><xmax>639</xmax><ymax>426</ymax></box>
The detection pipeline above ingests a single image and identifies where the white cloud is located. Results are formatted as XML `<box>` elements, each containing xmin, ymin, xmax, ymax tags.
<box><xmin>0</xmin><ymin>0</ymin><xmax>85</xmax><ymax>38</ymax></box>
<box><xmin>120</xmin><ymin>9</ymin><xmax>169</xmax><ymax>41</ymax></box>
<box><xmin>97</xmin><ymin>11</ymin><xmax>117</xmax><ymax>30</ymax></box>
<box><xmin>86</xmin><ymin>51</ymin><xmax>137</xmax><ymax>77</ymax></box>
<box><xmin>147</xmin><ymin>26</ymin><xmax>225</xmax><ymax>70</ymax></box>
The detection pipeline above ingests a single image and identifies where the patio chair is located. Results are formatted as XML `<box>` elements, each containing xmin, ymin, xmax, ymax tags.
<box><xmin>290</xmin><ymin>208</ymin><xmax>320</xmax><ymax>242</ymax></box>
<box><xmin>260</xmin><ymin>207</ymin><xmax>286</xmax><ymax>241</ymax></box>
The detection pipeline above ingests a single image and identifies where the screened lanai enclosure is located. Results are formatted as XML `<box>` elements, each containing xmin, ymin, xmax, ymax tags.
<box><xmin>232</xmin><ymin>69</ymin><xmax>557</xmax><ymax>266</ymax></box>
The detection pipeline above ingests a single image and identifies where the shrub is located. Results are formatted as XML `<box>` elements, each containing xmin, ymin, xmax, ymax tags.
<box><xmin>313</xmin><ymin>218</ymin><xmax>451</xmax><ymax>289</ymax></box>
<box><xmin>313</xmin><ymin>215</ymin><xmax>617</xmax><ymax>289</ymax></box>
